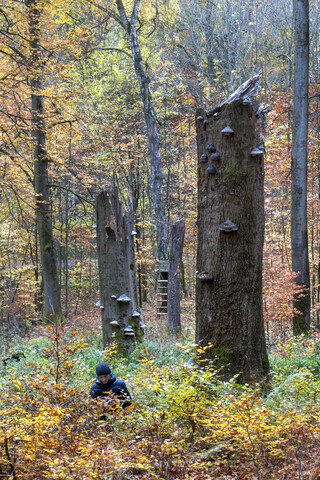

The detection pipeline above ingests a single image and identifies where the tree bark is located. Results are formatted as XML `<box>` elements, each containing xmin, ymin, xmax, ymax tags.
<box><xmin>291</xmin><ymin>0</ymin><xmax>310</xmax><ymax>334</ymax></box>
<box><xmin>195</xmin><ymin>79</ymin><xmax>269</xmax><ymax>382</ymax></box>
<box><xmin>167</xmin><ymin>220</ymin><xmax>185</xmax><ymax>335</ymax></box>
<box><xmin>115</xmin><ymin>0</ymin><xmax>168</xmax><ymax>261</ymax></box>
<box><xmin>26</xmin><ymin>0</ymin><xmax>62</xmax><ymax>321</ymax></box>
<box><xmin>95</xmin><ymin>188</ymin><xmax>141</xmax><ymax>352</ymax></box>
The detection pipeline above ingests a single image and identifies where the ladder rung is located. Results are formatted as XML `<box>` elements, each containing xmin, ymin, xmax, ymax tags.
<box><xmin>157</xmin><ymin>275</ymin><xmax>168</xmax><ymax>317</ymax></box>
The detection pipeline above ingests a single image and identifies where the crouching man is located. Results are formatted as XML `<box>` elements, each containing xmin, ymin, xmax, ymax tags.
<box><xmin>89</xmin><ymin>362</ymin><xmax>132</xmax><ymax>413</ymax></box>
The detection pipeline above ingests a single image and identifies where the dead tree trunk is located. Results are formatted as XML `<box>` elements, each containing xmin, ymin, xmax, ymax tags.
<box><xmin>95</xmin><ymin>188</ymin><xmax>142</xmax><ymax>352</ymax></box>
<box><xmin>167</xmin><ymin>220</ymin><xmax>185</xmax><ymax>335</ymax></box>
<box><xmin>195</xmin><ymin>76</ymin><xmax>269</xmax><ymax>382</ymax></box>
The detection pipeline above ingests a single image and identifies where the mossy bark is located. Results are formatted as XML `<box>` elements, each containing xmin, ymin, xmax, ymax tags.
<box><xmin>195</xmin><ymin>95</ymin><xmax>269</xmax><ymax>382</ymax></box>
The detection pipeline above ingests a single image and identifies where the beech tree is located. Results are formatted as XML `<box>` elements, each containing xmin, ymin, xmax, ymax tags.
<box><xmin>0</xmin><ymin>0</ymin><xmax>63</xmax><ymax>321</ymax></box>
<box><xmin>114</xmin><ymin>0</ymin><xmax>168</xmax><ymax>261</ymax></box>
<box><xmin>26</xmin><ymin>0</ymin><xmax>62</xmax><ymax>321</ymax></box>
<box><xmin>291</xmin><ymin>0</ymin><xmax>310</xmax><ymax>334</ymax></box>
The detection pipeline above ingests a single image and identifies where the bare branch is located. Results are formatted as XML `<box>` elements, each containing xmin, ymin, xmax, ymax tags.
<box><xmin>116</xmin><ymin>0</ymin><xmax>130</xmax><ymax>33</ymax></box>
<box><xmin>86</xmin><ymin>46</ymin><xmax>132</xmax><ymax>58</ymax></box>
<box><xmin>131</xmin><ymin>0</ymin><xmax>141</xmax><ymax>34</ymax></box>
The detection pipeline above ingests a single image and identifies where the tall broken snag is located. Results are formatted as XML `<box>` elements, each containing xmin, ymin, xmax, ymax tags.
<box><xmin>195</xmin><ymin>76</ymin><xmax>270</xmax><ymax>383</ymax></box>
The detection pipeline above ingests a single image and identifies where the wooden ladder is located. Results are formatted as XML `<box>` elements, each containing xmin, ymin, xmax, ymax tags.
<box><xmin>156</xmin><ymin>278</ymin><xmax>168</xmax><ymax>316</ymax></box>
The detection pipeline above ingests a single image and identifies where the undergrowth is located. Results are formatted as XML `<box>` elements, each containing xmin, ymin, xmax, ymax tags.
<box><xmin>1</xmin><ymin>323</ymin><xmax>320</xmax><ymax>479</ymax></box>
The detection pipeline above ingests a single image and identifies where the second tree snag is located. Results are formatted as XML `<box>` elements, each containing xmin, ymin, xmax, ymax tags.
<box><xmin>95</xmin><ymin>188</ymin><xmax>142</xmax><ymax>352</ymax></box>
<box><xmin>195</xmin><ymin>77</ymin><xmax>269</xmax><ymax>382</ymax></box>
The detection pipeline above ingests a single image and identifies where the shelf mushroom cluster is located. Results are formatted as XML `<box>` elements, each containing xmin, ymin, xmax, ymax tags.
<box><xmin>197</xmin><ymin>114</ymin><xmax>265</xmax><ymax>242</ymax></box>
<box><xmin>199</xmin><ymin>121</ymin><xmax>264</xmax><ymax>175</ymax></box>
<box><xmin>95</xmin><ymin>293</ymin><xmax>146</xmax><ymax>337</ymax></box>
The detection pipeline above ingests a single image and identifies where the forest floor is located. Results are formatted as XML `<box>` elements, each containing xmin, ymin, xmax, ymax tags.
<box><xmin>1</xmin><ymin>297</ymin><xmax>320</xmax><ymax>479</ymax></box>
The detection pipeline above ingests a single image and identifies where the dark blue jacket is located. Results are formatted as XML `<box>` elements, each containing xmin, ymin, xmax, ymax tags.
<box><xmin>89</xmin><ymin>371</ymin><xmax>131</xmax><ymax>408</ymax></box>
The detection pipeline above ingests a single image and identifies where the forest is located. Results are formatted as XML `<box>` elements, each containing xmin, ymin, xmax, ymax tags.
<box><xmin>1</xmin><ymin>0</ymin><xmax>320</xmax><ymax>478</ymax></box>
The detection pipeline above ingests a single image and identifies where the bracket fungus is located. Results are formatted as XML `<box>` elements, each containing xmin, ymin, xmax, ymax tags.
<box><xmin>110</xmin><ymin>321</ymin><xmax>120</xmax><ymax>326</ymax></box>
<box><xmin>131</xmin><ymin>230</ymin><xmax>137</xmax><ymax>236</ymax></box>
<box><xmin>212</xmin><ymin>152</ymin><xmax>221</xmax><ymax>161</ymax></box>
<box><xmin>219</xmin><ymin>220</ymin><xmax>239</xmax><ymax>232</ymax></box>
<box><xmin>124</xmin><ymin>326</ymin><xmax>134</xmax><ymax>333</ymax></box>
<box><xmin>132</xmin><ymin>311</ymin><xmax>141</xmax><ymax>317</ymax></box>
<box><xmin>95</xmin><ymin>300</ymin><xmax>102</xmax><ymax>307</ymax></box>
<box><xmin>200</xmin><ymin>153</ymin><xmax>208</xmax><ymax>163</ymax></box>
<box><xmin>117</xmin><ymin>294</ymin><xmax>131</xmax><ymax>303</ymax></box>
<box><xmin>124</xmin><ymin>326</ymin><xmax>135</xmax><ymax>336</ymax></box>
<box><xmin>111</xmin><ymin>295</ymin><xmax>117</xmax><ymax>299</ymax></box>
<box><xmin>206</xmin><ymin>144</ymin><xmax>216</xmax><ymax>153</ymax></box>
<box><xmin>206</xmin><ymin>165</ymin><xmax>217</xmax><ymax>174</ymax></box>
<box><xmin>250</xmin><ymin>147</ymin><xmax>263</xmax><ymax>157</ymax></box>
<box><xmin>196</xmin><ymin>272</ymin><xmax>214</xmax><ymax>281</ymax></box>
<box><xmin>197</xmin><ymin>115</ymin><xmax>204</xmax><ymax>121</ymax></box>
<box><xmin>221</xmin><ymin>126</ymin><xmax>234</xmax><ymax>135</ymax></box>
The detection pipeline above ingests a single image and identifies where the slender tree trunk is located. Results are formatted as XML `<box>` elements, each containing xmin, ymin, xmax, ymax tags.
<box><xmin>167</xmin><ymin>220</ymin><xmax>185</xmax><ymax>336</ymax></box>
<box><xmin>291</xmin><ymin>0</ymin><xmax>310</xmax><ymax>334</ymax></box>
<box><xmin>64</xmin><ymin>189</ymin><xmax>69</xmax><ymax>316</ymax></box>
<box><xmin>195</xmin><ymin>77</ymin><xmax>269</xmax><ymax>382</ymax></box>
<box><xmin>115</xmin><ymin>0</ymin><xmax>168</xmax><ymax>261</ymax></box>
<box><xmin>26</xmin><ymin>0</ymin><xmax>62</xmax><ymax>321</ymax></box>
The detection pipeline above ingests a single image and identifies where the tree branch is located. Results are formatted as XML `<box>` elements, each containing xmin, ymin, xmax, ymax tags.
<box><xmin>131</xmin><ymin>0</ymin><xmax>141</xmax><ymax>34</ymax></box>
<box><xmin>4</xmin><ymin>437</ymin><xmax>17</xmax><ymax>480</ymax></box>
<box><xmin>86</xmin><ymin>46</ymin><xmax>132</xmax><ymax>58</ymax></box>
<box><xmin>50</xmin><ymin>183</ymin><xmax>94</xmax><ymax>207</ymax></box>
<box><xmin>86</xmin><ymin>0</ymin><xmax>122</xmax><ymax>25</ymax></box>
<box><xmin>116</xmin><ymin>0</ymin><xmax>130</xmax><ymax>33</ymax></box>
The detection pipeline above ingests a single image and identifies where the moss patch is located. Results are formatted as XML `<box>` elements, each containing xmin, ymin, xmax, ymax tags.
<box><xmin>212</xmin><ymin>346</ymin><xmax>234</xmax><ymax>367</ymax></box>
<box><xmin>220</xmin><ymin>167</ymin><xmax>248</xmax><ymax>180</ymax></box>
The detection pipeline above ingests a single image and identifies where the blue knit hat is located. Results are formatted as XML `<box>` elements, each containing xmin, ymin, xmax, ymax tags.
<box><xmin>96</xmin><ymin>362</ymin><xmax>111</xmax><ymax>376</ymax></box>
